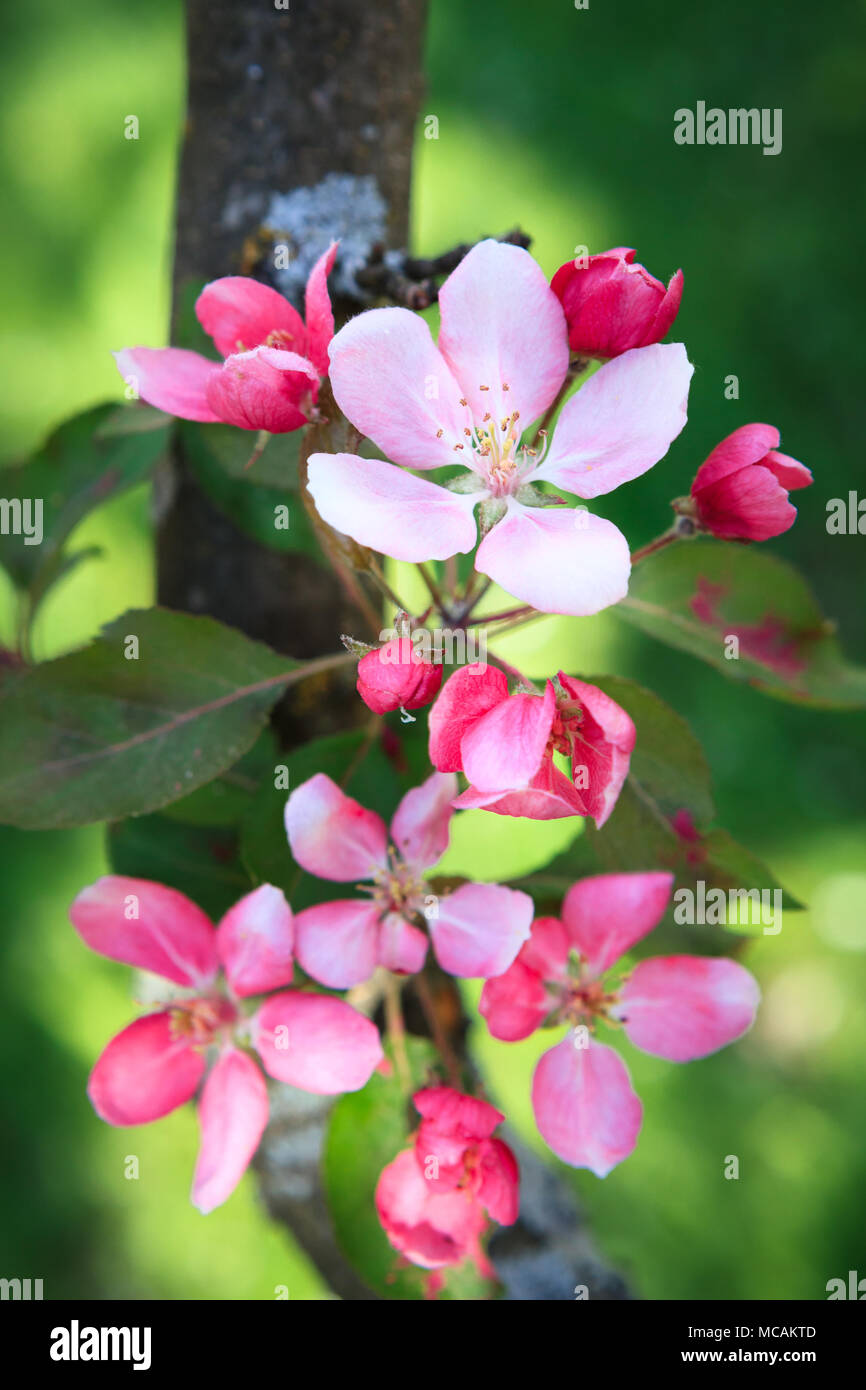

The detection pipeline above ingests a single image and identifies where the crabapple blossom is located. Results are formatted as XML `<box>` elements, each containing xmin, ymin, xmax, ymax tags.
<box><xmin>479</xmin><ymin>872</ymin><xmax>760</xmax><ymax>1175</ymax></box>
<box><xmin>686</xmin><ymin>423</ymin><xmax>812</xmax><ymax>541</ymax></box>
<box><xmin>69</xmin><ymin>875</ymin><xmax>382</xmax><ymax>1212</ymax></box>
<box><xmin>113</xmin><ymin>243</ymin><xmax>337</xmax><ymax>431</ymax></box>
<box><xmin>375</xmin><ymin>1086</ymin><xmax>518</xmax><ymax>1276</ymax></box>
<box><xmin>284</xmin><ymin>770</ymin><xmax>533</xmax><ymax>987</ymax></box>
<box><xmin>428</xmin><ymin>663</ymin><xmax>635</xmax><ymax>825</ymax></box>
<box><xmin>356</xmin><ymin>635</ymin><xmax>443</xmax><ymax>715</ymax></box>
<box><xmin>306</xmin><ymin>239</ymin><xmax>693</xmax><ymax>616</ymax></box>
<box><xmin>550</xmin><ymin>247</ymin><xmax>683</xmax><ymax>359</ymax></box>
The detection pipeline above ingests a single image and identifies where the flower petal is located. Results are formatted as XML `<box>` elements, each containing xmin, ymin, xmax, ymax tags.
<box><xmin>191</xmin><ymin>1047</ymin><xmax>269</xmax><ymax>1213</ymax></box>
<box><xmin>460</xmin><ymin>681</ymin><xmax>555</xmax><ymax>793</ymax></box>
<box><xmin>206</xmin><ymin>346</ymin><xmax>318</xmax><ymax>432</ymax></box>
<box><xmin>561</xmin><ymin>871</ymin><xmax>674</xmax><ymax>976</ymax></box>
<box><xmin>113</xmin><ymin>347</ymin><xmax>222</xmax><ymax>423</ymax></box>
<box><xmin>428</xmin><ymin>664</ymin><xmax>509</xmax><ymax>773</ymax></box>
<box><xmin>762</xmin><ymin>450</ymin><xmax>812</xmax><ymax>491</ymax></box>
<box><xmin>536</xmin><ymin>343</ymin><xmax>693</xmax><ymax>498</ymax></box>
<box><xmin>195</xmin><ymin>276</ymin><xmax>306</xmax><ymax>359</ymax></box>
<box><xmin>478</xmin><ymin>1137</ymin><xmax>520</xmax><ymax>1225</ymax></box>
<box><xmin>692</xmin><ymin>423</ymin><xmax>781</xmax><ymax>491</ymax></box>
<box><xmin>284</xmin><ymin>773</ymin><xmax>387</xmax><ymax>881</ymax></box>
<box><xmin>390</xmin><ymin>771</ymin><xmax>457</xmax><ymax>872</ymax></box>
<box><xmin>618</xmin><ymin>955</ymin><xmax>760</xmax><ymax>1061</ymax></box>
<box><xmin>479</xmin><ymin>957</ymin><xmax>553</xmax><ymax>1041</ymax></box>
<box><xmin>70</xmin><ymin>875</ymin><xmax>218</xmax><ymax>988</ymax></box>
<box><xmin>375</xmin><ymin>1148</ymin><xmax>487</xmax><ymax>1269</ymax></box>
<box><xmin>453</xmin><ymin>758</ymin><xmax>588</xmax><ymax>820</ymax></box>
<box><xmin>88</xmin><ymin>1012</ymin><xmax>205</xmax><ymax>1126</ymax></box>
<box><xmin>307</xmin><ymin>452</ymin><xmax>478</xmax><ymax>562</ymax></box>
<box><xmin>437</xmin><ymin>239</ymin><xmax>569</xmax><ymax>427</ymax></box>
<box><xmin>378</xmin><ymin>912</ymin><xmax>429</xmax><ymax>975</ymax></box>
<box><xmin>557</xmin><ymin>673</ymin><xmax>635</xmax><ymax>829</ymax></box>
<box><xmin>475</xmin><ymin>505</ymin><xmax>631</xmax><ymax>617</ymax></box>
<box><xmin>532</xmin><ymin>1036</ymin><xmax>642</xmax><ymax>1175</ymax></box>
<box><xmin>255</xmin><ymin>992</ymin><xmax>383</xmax><ymax>1093</ymax></box>
<box><xmin>304</xmin><ymin>241</ymin><xmax>338</xmax><ymax>376</ymax></box>
<box><xmin>216</xmin><ymin>883</ymin><xmax>294</xmax><ymax>998</ymax></box>
<box><xmin>429</xmin><ymin>882</ymin><xmax>532</xmax><ymax>978</ymax></box>
<box><xmin>293</xmin><ymin>899</ymin><xmax>382</xmax><ymax>989</ymax></box>
<box><xmin>693</xmin><ymin>463</ymin><xmax>797</xmax><ymax>542</ymax></box>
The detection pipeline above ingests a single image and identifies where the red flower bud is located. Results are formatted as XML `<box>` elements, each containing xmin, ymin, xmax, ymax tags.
<box><xmin>356</xmin><ymin>636</ymin><xmax>442</xmax><ymax>715</ymax></box>
<box><xmin>689</xmin><ymin>424</ymin><xmax>812</xmax><ymax>542</ymax></box>
<box><xmin>550</xmin><ymin>247</ymin><xmax>683</xmax><ymax>358</ymax></box>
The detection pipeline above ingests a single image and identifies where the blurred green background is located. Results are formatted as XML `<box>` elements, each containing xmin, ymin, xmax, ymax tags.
<box><xmin>1</xmin><ymin>0</ymin><xmax>864</xmax><ymax>1299</ymax></box>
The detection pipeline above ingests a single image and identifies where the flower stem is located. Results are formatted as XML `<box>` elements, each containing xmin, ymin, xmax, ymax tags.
<box><xmin>630</xmin><ymin>528</ymin><xmax>681</xmax><ymax>565</ymax></box>
<box><xmin>384</xmin><ymin>974</ymin><xmax>411</xmax><ymax>1093</ymax></box>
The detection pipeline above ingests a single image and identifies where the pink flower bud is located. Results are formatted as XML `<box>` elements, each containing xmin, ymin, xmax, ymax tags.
<box><xmin>550</xmin><ymin>247</ymin><xmax>683</xmax><ymax>358</ymax></box>
<box><xmin>689</xmin><ymin>424</ymin><xmax>812</xmax><ymax>542</ymax></box>
<box><xmin>356</xmin><ymin>636</ymin><xmax>442</xmax><ymax>715</ymax></box>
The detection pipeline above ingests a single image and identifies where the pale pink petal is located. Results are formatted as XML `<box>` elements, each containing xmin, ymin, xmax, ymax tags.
<box><xmin>87</xmin><ymin>1012</ymin><xmax>205</xmax><ymax>1126</ymax></box>
<box><xmin>692</xmin><ymin>423</ymin><xmax>781</xmax><ymax>491</ymax></box>
<box><xmin>327</xmin><ymin>307</ymin><xmax>469</xmax><ymax>468</ymax></box>
<box><xmin>561</xmin><ymin>871</ymin><xmax>674</xmax><ymax>977</ymax></box>
<box><xmin>453</xmin><ymin>757</ymin><xmax>589</xmax><ymax>820</ymax></box>
<box><xmin>254</xmin><ymin>992</ymin><xmax>383</xmax><ymax>1093</ymax></box>
<box><xmin>390</xmin><ymin>771</ymin><xmax>457</xmax><ymax>872</ymax></box>
<box><xmin>428</xmin><ymin>664</ymin><xmax>509</xmax><ymax>773</ymax></box>
<box><xmin>475</xmin><ymin>505</ymin><xmax>631</xmax><ymax>617</ymax></box>
<box><xmin>284</xmin><ymin>773</ymin><xmax>387</xmax><ymax>881</ymax></box>
<box><xmin>70</xmin><ymin>875</ymin><xmax>218</xmax><ymax>988</ymax></box>
<box><xmin>460</xmin><ymin>682</ymin><xmax>555</xmax><ymax>793</ymax></box>
<box><xmin>377</xmin><ymin>912</ymin><xmax>429</xmax><ymax>975</ymax></box>
<box><xmin>206</xmin><ymin>346</ymin><xmax>318</xmax><ymax>432</ymax></box>
<box><xmin>437</xmin><ymin>239</ymin><xmax>569</xmax><ymax>428</ymax></box>
<box><xmin>532</xmin><ymin>1036</ymin><xmax>642</xmax><ymax>1175</ymax></box>
<box><xmin>306</xmin><ymin>452</ymin><xmax>478</xmax><ymax>562</ymax></box>
<box><xmin>429</xmin><ymin>883</ymin><xmax>533</xmax><ymax>979</ymax></box>
<box><xmin>195</xmin><ymin>276</ymin><xmax>306</xmax><ymax>359</ymax></box>
<box><xmin>304</xmin><ymin>241</ymin><xmax>338</xmax><ymax>376</ymax></box>
<box><xmin>293</xmin><ymin>899</ymin><xmax>382</xmax><ymax>989</ymax></box>
<box><xmin>536</xmin><ymin>343</ymin><xmax>693</xmax><ymax>498</ymax></box>
<box><xmin>216</xmin><ymin>883</ymin><xmax>294</xmax><ymax>998</ymax></box>
<box><xmin>191</xmin><ymin>1047</ymin><xmax>269</xmax><ymax>1213</ymax></box>
<box><xmin>618</xmin><ymin>955</ymin><xmax>760</xmax><ymax>1061</ymax></box>
<box><xmin>113</xmin><ymin>347</ymin><xmax>221</xmax><ymax>423</ymax></box>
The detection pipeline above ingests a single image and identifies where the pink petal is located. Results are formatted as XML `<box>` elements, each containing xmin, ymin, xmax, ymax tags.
<box><xmin>428</xmin><ymin>664</ymin><xmax>509</xmax><ymax>773</ymax></box>
<box><xmin>284</xmin><ymin>773</ymin><xmax>387</xmax><ymax>881</ymax></box>
<box><xmin>195</xmin><ymin>276</ymin><xmax>306</xmax><ymax>359</ymax></box>
<box><xmin>414</xmin><ymin>1084</ymin><xmax>504</xmax><ymax>1139</ymax></box>
<box><xmin>460</xmin><ymin>681</ymin><xmax>555</xmax><ymax>793</ymax></box>
<box><xmin>536</xmin><ymin>343</ymin><xmax>693</xmax><ymax>498</ymax></box>
<box><xmin>694</xmin><ymin>463</ymin><xmax>797</xmax><ymax>541</ymax></box>
<box><xmin>377</xmin><ymin>912</ymin><xmax>429</xmax><ymax>975</ymax></box>
<box><xmin>216</xmin><ymin>883</ymin><xmax>294</xmax><ymax>998</ymax></box>
<box><xmin>618</xmin><ymin>955</ymin><xmax>760</xmax><ymax>1061</ymax></box>
<box><xmin>206</xmin><ymin>346</ymin><xmax>318</xmax><ymax>432</ymax></box>
<box><xmin>306</xmin><ymin>452</ymin><xmax>478</xmax><ymax>562</ymax></box>
<box><xmin>70</xmin><ymin>875</ymin><xmax>218</xmax><ymax>988</ymax></box>
<box><xmin>254</xmin><ymin>992</ymin><xmax>383</xmax><ymax>1094</ymax></box>
<box><xmin>390</xmin><ymin>771</ymin><xmax>457</xmax><ymax>872</ymax></box>
<box><xmin>429</xmin><ymin>882</ymin><xmax>533</xmax><ymax>978</ymax></box>
<box><xmin>304</xmin><ymin>241</ymin><xmax>338</xmax><ymax>376</ymax></box>
<box><xmin>762</xmin><ymin>449</ymin><xmax>812</xmax><ymax>491</ymax></box>
<box><xmin>293</xmin><ymin>899</ymin><xmax>382</xmax><ymax>989</ymax></box>
<box><xmin>437</xmin><ymin>239</ymin><xmax>569</xmax><ymax>428</ymax></box>
<box><xmin>327</xmin><ymin>307</ymin><xmax>469</xmax><ymax>468</ymax></box>
<box><xmin>692</xmin><ymin>423</ymin><xmax>781</xmax><ymax>491</ymax></box>
<box><xmin>375</xmin><ymin>1148</ymin><xmax>487</xmax><ymax>1269</ymax></box>
<box><xmin>532</xmin><ymin>1036</ymin><xmax>642</xmax><ymax>1175</ymax></box>
<box><xmin>113</xmin><ymin>347</ymin><xmax>222</xmax><ymax>423</ymax></box>
<box><xmin>558</xmin><ymin>674</ymin><xmax>636</xmax><ymax>829</ymax></box>
<box><xmin>478</xmin><ymin>1137</ymin><xmax>520</xmax><ymax>1225</ymax></box>
<box><xmin>475</xmin><ymin>505</ymin><xmax>631</xmax><ymax>617</ymax></box>
<box><xmin>191</xmin><ymin>1047</ymin><xmax>269</xmax><ymax>1213</ymax></box>
<box><xmin>87</xmin><ymin>1012</ymin><xmax>205</xmax><ymax>1126</ymax></box>
<box><xmin>561</xmin><ymin>871</ymin><xmax>674</xmax><ymax>976</ymax></box>
<box><xmin>479</xmin><ymin>956</ymin><xmax>552</xmax><ymax>1041</ymax></box>
<box><xmin>453</xmin><ymin>757</ymin><xmax>589</xmax><ymax>820</ymax></box>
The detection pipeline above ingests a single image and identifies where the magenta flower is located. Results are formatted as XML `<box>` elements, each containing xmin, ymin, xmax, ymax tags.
<box><xmin>306</xmin><ymin>240</ymin><xmax>693</xmax><ymax>617</ymax></box>
<box><xmin>70</xmin><ymin>875</ymin><xmax>382</xmax><ymax>1212</ymax></box>
<box><xmin>376</xmin><ymin>1086</ymin><xmax>518</xmax><ymax>1276</ymax></box>
<box><xmin>113</xmin><ymin>243</ymin><xmax>337</xmax><ymax>432</ymax></box>
<box><xmin>689</xmin><ymin>423</ymin><xmax>812</xmax><ymax>541</ymax></box>
<box><xmin>479</xmin><ymin>873</ymin><xmax>760</xmax><ymax>1175</ymax></box>
<box><xmin>550</xmin><ymin>247</ymin><xmax>683</xmax><ymax>359</ymax></box>
<box><xmin>357</xmin><ymin>635</ymin><xmax>443</xmax><ymax>715</ymax></box>
<box><xmin>284</xmin><ymin>771</ymin><xmax>533</xmax><ymax>987</ymax></box>
<box><xmin>429</xmin><ymin>664</ymin><xmax>635</xmax><ymax>825</ymax></box>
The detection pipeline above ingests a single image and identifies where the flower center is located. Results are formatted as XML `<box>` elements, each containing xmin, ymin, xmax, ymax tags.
<box><xmin>169</xmin><ymin>994</ymin><xmax>237</xmax><ymax>1046</ymax></box>
<box><xmin>367</xmin><ymin>852</ymin><xmax>426</xmax><ymax>919</ymax></box>
<box><xmin>440</xmin><ymin>385</ymin><xmax>551</xmax><ymax>497</ymax></box>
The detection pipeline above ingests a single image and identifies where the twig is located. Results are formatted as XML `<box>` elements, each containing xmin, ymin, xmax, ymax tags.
<box><xmin>354</xmin><ymin>229</ymin><xmax>532</xmax><ymax>309</ymax></box>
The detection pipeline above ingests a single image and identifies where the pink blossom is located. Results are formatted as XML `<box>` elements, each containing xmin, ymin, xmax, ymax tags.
<box><xmin>428</xmin><ymin>664</ymin><xmax>635</xmax><ymax>825</ymax></box>
<box><xmin>306</xmin><ymin>239</ymin><xmax>693</xmax><ymax>617</ymax></box>
<box><xmin>284</xmin><ymin>771</ymin><xmax>533</xmax><ymax>987</ymax></box>
<box><xmin>550</xmin><ymin>247</ymin><xmax>683</xmax><ymax>359</ymax></box>
<box><xmin>479</xmin><ymin>873</ymin><xmax>760</xmax><ymax>1175</ymax></box>
<box><xmin>375</xmin><ymin>1085</ymin><xmax>518</xmax><ymax>1275</ymax></box>
<box><xmin>113</xmin><ymin>243</ymin><xmax>337</xmax><ymax>432</ymax></box>
<box><xmin>69</xmin><ymin>875</ymin><xmax>382</xmax><ymax>1212</ymax></box>
<box><xmin>689</xmin><ymin>424</ymin><xmax>812</xmax><ymax>541</ymax></box>
<box><xmin>357</xmin><ymin>635</ymin><xmax>443</xmax><ymax>715</ymax></box>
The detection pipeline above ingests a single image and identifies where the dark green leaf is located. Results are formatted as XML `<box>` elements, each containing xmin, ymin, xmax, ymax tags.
<box><xmin>107</xmin><ymin>813</ymin><xmax>251</xmax><ymax>920</ymax></box>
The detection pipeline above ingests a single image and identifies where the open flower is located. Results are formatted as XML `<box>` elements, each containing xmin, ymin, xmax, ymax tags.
<box><xmin>114</xmin><ymin>243</ymin><xmax>337</xmax><ymax>432</ymax></box>
<box><xmin>687</xmin><ymin>423</ymin><xmax>812</xmax><ymax>541</ymax></box>
<box><xmin>376</xmin><ymin>1086</ymin><xmax>518</xmax><ymax>1277</ymax></box>
<box><xmin>479</xmin><ymin>873</ymin><xmax>760</xmax><ymax>1175</ymax></box>
<box><xmin>284</xmin><ymin>771</ymin><xmax>533</xmax><ymax>987</ymax></box>
<box><xmin>70</xmin><ymin>875</ymin><xmax>382</xmax><ymax>1212</ymax></box>
<box><xmin>306</xmin><ymin>239</ymin><xmax>693</xmax><ymax>617</ymax></box>
<box><xmin>429</xmin><ymin>664</ymin><xmax>635</xmax><ymax>825</ymax></box>
<box><xmin>551</xmin><ymin>247</ymin><xmax>683</xmax><ymax>359</ymax></box>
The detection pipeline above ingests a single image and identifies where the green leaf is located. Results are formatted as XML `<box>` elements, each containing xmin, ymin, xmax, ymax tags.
<box><xmin>323</xmin><ymin>1037</ymin><xmax>496</xmax><ymax>1300</ymax></box>
<box><xmin>616</xmin><ymin>540</ymin><xmax>866</xmax><ymax>707</ymax></box>
<box><xmin>107</xmin><ymin>813</ymin><xmax>251</xmax><ymax>920</ymax></box>
<box><xmin>0</xmin><ymin>608</ymin><xmax>347</xmax><ymax>830</ymax></box>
